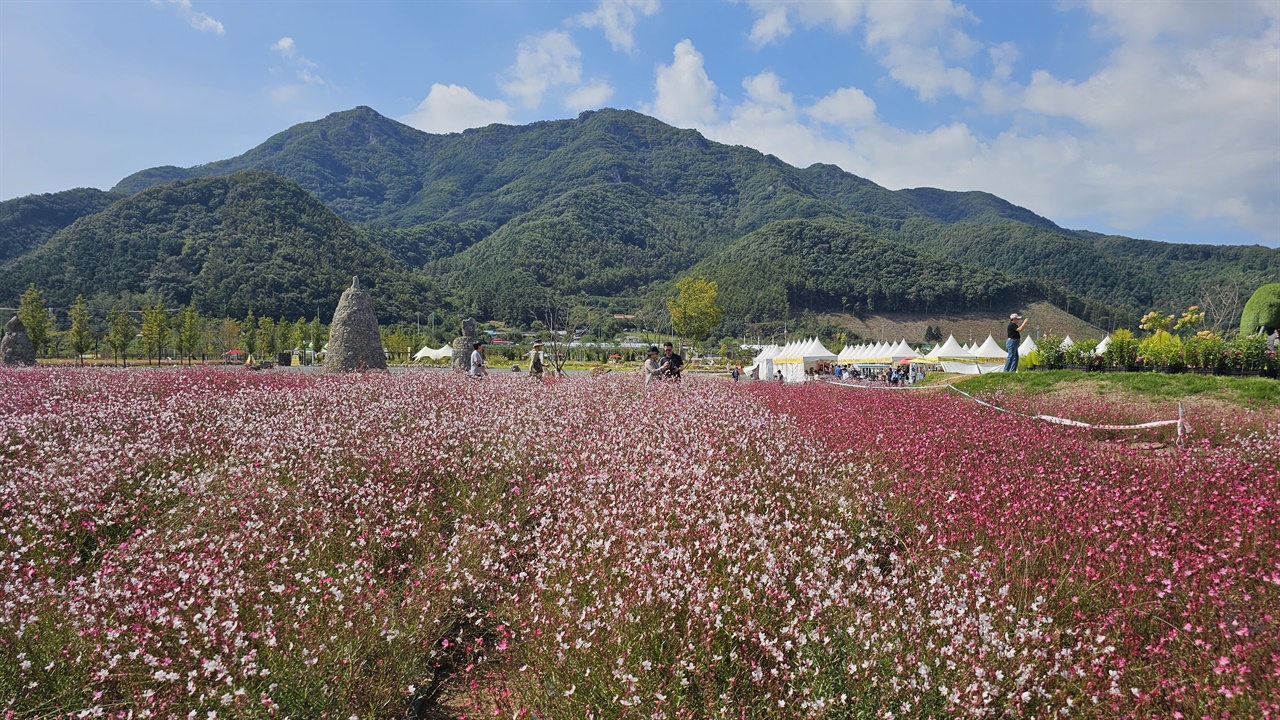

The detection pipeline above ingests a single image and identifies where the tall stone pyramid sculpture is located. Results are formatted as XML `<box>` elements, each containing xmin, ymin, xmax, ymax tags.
<box><xmin>1</xmin><ymin>316</ymin><xmax>36</xmax><ymax>366</ymax></box>
<box><xmin>324</xmin><ymin>277</ymin><xmax>387</xmax><ymax>372</ymax></box>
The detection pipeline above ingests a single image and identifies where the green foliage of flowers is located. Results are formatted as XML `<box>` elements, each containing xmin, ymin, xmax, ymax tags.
<box><xmin>1183</xmin><ymin>331</ymin><xmax>1226</xmax><ymax>369</ymax></box>
<box><xmin>1037</xmin><ymin>334</ymin><xmax>1066</xmax><ymax>368</ymax></box>
<box><xmin>1064</xmin><ymin>338</ymin><xmax>1099</xmax><ymax>366</ymax></box>
<box><xmin>1103</xmin><ymin>328</ymin><xmax>1139</xmax><ymax>367</ymax></box>
<box><xmin>1224</xmin><ymin>333</ymin><xmax>1269</xmax><ymax>371</ymax></box>
<box><xmin>1137</xmin><ymin>330</ymin><xmax>1183</xmax><ymax>368</ymax></box>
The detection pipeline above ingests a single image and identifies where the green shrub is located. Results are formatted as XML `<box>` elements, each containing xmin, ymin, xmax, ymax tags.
<box><xmin>1103</xmin><ymin>329</ymin><xmax>1139</xmax><ymax>367</ymax></box>
<box><xmin>1064</xmin><ymin>338</ymin><xmax>1099</xmax><ymax>366</ymax></box>
<box><xmin>1224</xmin><ymin>333</ymin><xmax>1267</xmax><ymax>371</ymax></box>
<box><xmin>1037</xmin><ymin>334</ymin><xmax>1066</xmax><ymax>368</ymax></box>
<box><xmin>1183</xmin><ymin>332</ymin><xmax>1226</xmax><ymax>369</ymax></box>
<box><xmin>1137</xmin><ymin>330</ymin><xmax>1183</xmax><ymax>368</ymax></box>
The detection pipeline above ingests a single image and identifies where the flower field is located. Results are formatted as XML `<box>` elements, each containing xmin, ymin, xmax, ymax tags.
<box><xmin>1</xmin><ymin>368</ymin><xmax>1276</xmax><ymax>718</ymax></box>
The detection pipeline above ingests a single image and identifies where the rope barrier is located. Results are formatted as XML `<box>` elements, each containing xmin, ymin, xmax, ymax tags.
<box><xmin>822</xmin><ymin>376</ymin><xmax>1189</xmax><ymax>444</ymax></box>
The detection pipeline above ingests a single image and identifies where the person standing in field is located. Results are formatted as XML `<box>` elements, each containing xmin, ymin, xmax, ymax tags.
<box><xmin>470</xmin><ymin>341</ymin><xmax>488</xmax><ymax>378</ymax></box>
<box><xmin>643</xmin><ymin>346</ymin><xmax>665</xmax><ymax>386</ymax></box>
<box><xmin>1005</xmin><ymin>313</ymin><xmax>1030</xmax><ymax>372</ymax></box>
<box><xmin>659</xmin><ymin>341</ymin><xmax>684</xmax><ymax>381</ymax></box>
<box><xmin>528</xmin><ymin>341</ymin><xmax>545</xmax><ymax>382</ymax></box>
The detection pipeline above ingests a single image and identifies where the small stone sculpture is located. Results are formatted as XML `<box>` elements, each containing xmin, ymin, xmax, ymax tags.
<box><xmin>1</xmin><ymin>316</ymin><xmax>36</xmax><ymax>366</ymax></box>
<box><xmin>323</xmin><ymin>276</ymin><xmax>387</xmax><ymax>372</ymax></box>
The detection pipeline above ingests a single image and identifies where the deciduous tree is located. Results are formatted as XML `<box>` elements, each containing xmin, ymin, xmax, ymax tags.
<box><xmin>668</xmin><ymin>277</ymin><xmax>723</xmax><ymax>347</ymax></box>
<box><xmin>68</xmin><ymin>295</ymin><xmax>93</xmax><ymax>365</ymax></box>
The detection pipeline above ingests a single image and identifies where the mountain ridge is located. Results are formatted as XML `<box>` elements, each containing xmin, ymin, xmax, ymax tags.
<box><xmin>2</xmin><ymin>106</ymin><xmax>1274</xmax><ymax>331</ymax></box>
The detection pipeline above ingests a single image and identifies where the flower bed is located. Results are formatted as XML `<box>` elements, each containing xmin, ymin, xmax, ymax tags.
<box><xmin>1</xmin><ymin>369</ymin><xmax>1275</xmax><ymax>718</ymax></box>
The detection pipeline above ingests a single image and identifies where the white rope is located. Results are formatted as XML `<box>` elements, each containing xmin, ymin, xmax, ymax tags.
<box><xmin>822</xmin><ymin>377</ymin><xmax>1189</xmax><ymax>441</ymax></box>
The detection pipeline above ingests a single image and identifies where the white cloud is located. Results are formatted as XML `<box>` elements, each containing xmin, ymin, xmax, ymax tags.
<box><xmin>807</xmin><ymin>86</ymin><xmax>877</xmax><ymax>129</ymax></box>
<box><xmin>155</xmin><ymin>0</ymin><xmax>225</xmax><ymax>36</ymax></box>
<box><xmin>270</xmin><ymin>37</ymin><xmax>324</xmax><ymax>86</ymax></box>
<box><xmin>644</xmin><ymin>5</ymin><xmax>1280</xmax><ymax>245</ymax></box>
<box><xmin>742</xmin><ymin>0</ymin><xmax>978</xmax><ymax>100</ymax></box>
<box><xmin>745</xmin><ymin>0</ymin><xmax>863</xmax><ymax>47</ymax></box>
<box><xmin>646</xmin><ymin>40</ymin><xmax>720</xmax><ymax>129</ymax></box>
<box><xmin>575</xmin><ymin>0</ymin><xmax>660</xmax><ymax>54</ymax></box>
<box><xmin>501</xmin><ymin>31</ymin><xmax>582</xmax><ymax>109</ymax></box>
<box><xmin>564</xmin><ymin>81</ymin><xmax>614</xmax><ymax>111</ymax></box>
<box><xmin>401</xmin><ymin>83</ymin><xmax>514</xmax><ymax>134</ymax></box>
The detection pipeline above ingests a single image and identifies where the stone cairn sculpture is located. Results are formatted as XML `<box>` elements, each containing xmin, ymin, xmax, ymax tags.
<box><xmin>1</xmin><ymin>316</ymin><xmax>36</xmax><ymax>366</ymax></box>
<box><xmin>452</xmin><ymin>318</ymin><xmax>481</xmax><ymax>373</ymax></box>
<box><xmin>323</xmin><ymin>277</ymin><xmax>387</xmax><ymax>372</ymax></box>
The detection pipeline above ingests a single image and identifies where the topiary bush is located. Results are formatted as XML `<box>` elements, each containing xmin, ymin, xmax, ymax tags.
<box><xmin>1240</xmin><ymin>283</ymin><xmax>1280</xmax><ymax>336</ymax></box>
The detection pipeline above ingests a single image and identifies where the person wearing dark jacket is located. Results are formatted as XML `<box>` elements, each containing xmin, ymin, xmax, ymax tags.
<box><xmin>1005</xmin><ymin>313</ymin><xmax>1030</xmax><ymax>372</ymax></box>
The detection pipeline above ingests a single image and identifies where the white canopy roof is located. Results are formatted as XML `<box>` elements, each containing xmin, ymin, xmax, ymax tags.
<box><xmin>775</xmin><ymin>337</ymin><xmax>837</xmax><ymax>363</ymax></box>
<box><xmin>1018</xmin><ymin>335</ymin><xmax>1039</xmax><ymax>358</ymax></box>
<box><xmin>888</xmin><ymin>339</ymin><xmax>916</xmax><ymax>361</ymax></box>
<box><xmin>933</xmin><ymin>335</ymin><xmax>974</xmax><ymax>359</ymax></box>
<box><xmin>1095</xmin><ymin>335</ymin><xmax>1110</xmax><ymax>354</ymax></box>
<box><xmin>755</xmin><ymin>344</ymin><xmax>781</xmax><ymax>361</ymax></box>
<box><xmin>414</xmin><ymin>344</ymin><xmax>453</xmax><ymax>361</ymax></box>
<box><xmin>974</xmin><ymin>335</ymin><xmax>1007</xmax><ymax>360</ymax></box>
<box><xmin>1061</xmin><ymin>335</ymin><xmax>1075</xmax><ymax>349</ymax></box>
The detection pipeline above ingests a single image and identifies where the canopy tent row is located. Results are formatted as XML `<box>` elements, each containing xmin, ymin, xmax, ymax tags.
<box><xmin>772</xmin><ymin>337</ymin><xmax>837</xmax><ymax>382</ymax></box>
<box><xmin>745</xmin><ymin>344</ymin><xmax>781</xmax><ymax>381</ymax></box>
<box><xmin>931</xmin><ymin>334</ymin><xmax>1005</xmax><ymax>375</ymax></box>
<box><xmin>834</xmin><ymin>339</ymin><xmax>927</xmax><ymax>368</ymax></box>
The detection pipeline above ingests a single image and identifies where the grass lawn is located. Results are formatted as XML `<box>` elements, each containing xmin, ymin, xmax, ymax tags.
<box><xmin>954</xmin><ymin>369</ymin><xmax>1279</xmax><ymax>407</ymax></box>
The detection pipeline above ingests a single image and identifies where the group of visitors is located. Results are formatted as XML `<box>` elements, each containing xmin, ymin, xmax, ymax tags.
<box><xmin>644</xmin><ymin>342</ymin><xmax>684</xmax><ymax>386</ymax></box>
<box><xmin>834</xmin><ymin>364</ymin><xmax>926</xmax><ymax>386</ymax></box>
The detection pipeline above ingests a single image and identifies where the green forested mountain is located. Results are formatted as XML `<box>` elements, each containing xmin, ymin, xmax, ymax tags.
<box><xmin>0</xmin><ymin>188</ymin><xmax>121</xmax><ymax>263</ymax></box>
<box><xmin>692</xmin><ymin>218</ymin><xmax>1036</xmax><ymax>332</ymax></box>
<box><xmin>2</xmin><ymin>171</ymin><xmax>434</xmax><ymax>320</ymax></box>
<box><xmin>4</xmin><ymin>106</ymin><xmax>1274</xmax><ymax>328</ymax></box>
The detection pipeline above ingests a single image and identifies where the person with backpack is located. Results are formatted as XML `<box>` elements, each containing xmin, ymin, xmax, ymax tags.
<box><xmin>528</xmin><ymin>341</ymin><xmax>545</xmax><ymax>381</ymax></box>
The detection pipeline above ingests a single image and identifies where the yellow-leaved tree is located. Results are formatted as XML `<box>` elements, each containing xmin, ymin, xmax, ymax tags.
<box><xmin>668</xmin><ymin>277</ymin><xmax>723</xmax><ymax>352</ymax></box>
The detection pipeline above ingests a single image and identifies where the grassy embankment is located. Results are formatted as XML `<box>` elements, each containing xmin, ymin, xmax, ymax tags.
<box><xmin>952</xmin><ymin>369</ymin><xmax>1279</xmax><ymax>408</ymax></box>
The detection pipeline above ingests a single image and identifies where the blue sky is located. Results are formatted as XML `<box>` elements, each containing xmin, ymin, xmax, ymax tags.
<box><xmin>2</xmin><ymin>0</ymin><xmax>1277</xmax><ymax>247</ymax></box>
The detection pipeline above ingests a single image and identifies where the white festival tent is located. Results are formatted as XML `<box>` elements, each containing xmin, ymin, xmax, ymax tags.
<box><xmin>414</xmin><ymin>344</ymin><xmax>454</xmax><ymax>361</ymax></box>
<box><xmin>745</xmin><ymin>344</ymin><xmax>781</xmax><ymax>381</ymax></box>
<box><xmin>889</xmin><ymin>339</ymin><xmax>918</xmax><ymax>363</ymax></box>
<box><xmin>774</xmin><ymin>337</ymin><xmax>837</xmax><ymax>382</ymax></box>
<box><xmin>1018</xmin><ymin>335</ymin><xmax>1039</xmax><ymax>358</ymax></box>
<box><xmin>934</xmin><ymin>334</ymin><xmax>1005</xmax><ymax>375</ymax></box>
<box><xmin>1095</xmin><ymin>335</ymin><xmax>1111</xmax><ymax>355</ymax></box>
<box><xmin>1060</xmin><ymin>335</ymin><xmax>1075</xmax><ymax>349</ymax></box>
<box><xmin>974</xmin><ymin>335</ymin><xmax>1008</xmax><ymax>361</ymax></box>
